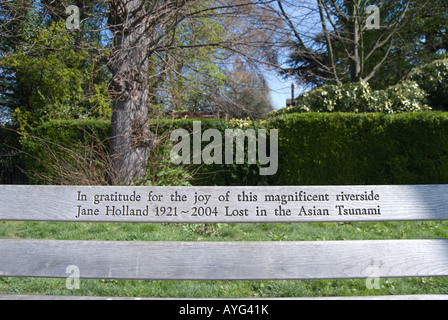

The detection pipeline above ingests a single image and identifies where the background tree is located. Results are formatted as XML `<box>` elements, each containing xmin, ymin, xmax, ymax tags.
<box><xmin>0</xmin><ymin>0</ymin><xmax>110</xmax><ymax>129</ymax></box>
<box><xmin>147</xmin><ymin>0</ymin><xmax>281</xmax><ymax>115</ymax></box>
<box><xmin>1</xmin><ymin>0</ymin><xmax>282</xmax><ymax>184</ymax></box>
<box><xmin>106</xmin><ymin>0</ymin><xmax>281</xmax><ymax>184</ymax></box>
<box><xmin>354</xmin><ymin>0</ymin><xmax>448</xmax><ymax>90</ymax></box>
<box><xmin>148</xmin><ymin>6</ymin><xmax>228</xmax><ymax>113</ymax></box>
<box><xmin>272</xmin><ymin>0</ymin><xmax>446</xmax><ymax>89</ymax></box>
<box><xmin>0</xmin><ymin>0</ymin><xmax>35</xmax><ymax>123</ymax></box>
<box><xmin>213</xmin><ymin>59</ymin><xmax>273</xmax><ymax>119</ymax></box>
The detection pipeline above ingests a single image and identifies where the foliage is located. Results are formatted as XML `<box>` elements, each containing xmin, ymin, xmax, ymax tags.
<box><xmin>408</xmin><ymin>58</ymin><xmax>448</xmax><ymax>111</ymax></box>
<box><xmin>137</xmin><ymin>137</ymin><xmax>193</xmax><ymax>187</ymax></box>
<box><xmin>147</xmin><ymin>118</ymin><xmax>262</xmax><ymax>186</ymax></box>
<box><xmin>15</xmin><ymin>112</ymin><xmax>448</xmax><ymax>187</ymax></box>
<box><xmin>20</xmin><ymin>119</ymin><xmax>112</xmax><ymax>185</ymax></box>
<box><xmin>273</xmin><ymin>81</ymin><xmax>430</xmax><ymax>115</ymax></box>
<box><xmin>265</xmin><ymin>112</ymin><xmax>448</xmax><ymax>186</ymax></box>
<box><xmin>213</xmin><ymin>61</ymin><xmax>273</xmax><ymax>119</ymax></box>
<box><xmin>376</xmin><ymin>80</ymin><xmax>431</xmax><ymax>113</ymax></box>
<box><xmin>1</xmin><ymin>21</ymin><xmax>111</xmax><ymax>129</ymax></box>
<box><xmin>275</xmin><ymin>58</ymin><xmax>448</xmax><ymax>116</ymax></box>
<box><xmin>0</xmin><ymin>124</ymin><xmax>21</xmax><ymax>152</ymax></box>
<box><xmin>150</xmin><ymin>2</ymin><xmax>227</xmax><ymax>112</ymax></box>
<box><xmin>20</xmin><ymin>118</ymin><xmax>195</xmax><ymax>186</ymax></box>
<box><xmin>145</xmin><ymin>113</ymin><xmax>448</xmax><ymax>187</ymax></box>
<box><xmin>352</xmin><ymin>1</ymin><xmax>448</xmax><ymax>90</ymax></box>
<box><xmin>283</xmin><ymin>0</ymin><xmax>448</xmax><ymax>88</ymax></box>
<box><xmin>228</xmin><ymin>117</ymin><xmax>259</xmax><ymax>129</ymax></box>
<box><xmin>0</xmin><ymin>124</ymin><xmax>28</xmax><ymax>184</ymax></box>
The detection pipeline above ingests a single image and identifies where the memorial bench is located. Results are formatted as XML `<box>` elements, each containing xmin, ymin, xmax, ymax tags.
<box><xmin>1</xmin><ymin>185</ymin><xmax>448</xmax><ymax>300</ymax></box>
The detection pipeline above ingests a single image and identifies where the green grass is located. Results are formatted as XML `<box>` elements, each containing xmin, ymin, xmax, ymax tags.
<box><xmin>0</xmin><ymin>220</ymin><xmax>447</xmax><ymax>298</ymax></box>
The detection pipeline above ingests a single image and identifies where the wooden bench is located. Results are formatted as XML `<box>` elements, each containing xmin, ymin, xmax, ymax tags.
<box><xmin>1</xmin><ymin>185</ymin><xmax>448</xmax><ymax>300</ymax></box>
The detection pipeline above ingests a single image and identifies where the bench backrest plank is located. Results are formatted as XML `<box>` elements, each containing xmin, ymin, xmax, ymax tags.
<box><xmin>2</xmin><ymin>185</ymin><xmax>448</xmax><ymax>223</ymax></box>
<box><xmin>1</xmin><ymin>239</ymin><xmax>448</xmax><ymax>280</ymax></box>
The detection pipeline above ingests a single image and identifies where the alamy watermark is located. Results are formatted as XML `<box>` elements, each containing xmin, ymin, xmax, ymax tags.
<box><xmin>66</xmin><ymin>5</ymin><xmax>80</xmax><ymax>30</ymax></box>
<box><xmin>170</xmin><ymin>121</ymin><xmax>279</xmax><ymax>176</ymax></box>
<box><xmin>366</xmin><ymin>5</ymin><xmax>380</xmax><ymax>30</ymax></box>
<box><xmin>365</xmin><ymin>262</ymin><xmax>381</xmax><ymax>290</ymax></box>
<box><xmin>64</xmin><ymin>4</ymin><xmax>380</xmax><ymax>31</ymax></box>
<box><xmin>66</xmin><ymin>265</ymin><xmax>80</xmax><ymax>290</ymax></box>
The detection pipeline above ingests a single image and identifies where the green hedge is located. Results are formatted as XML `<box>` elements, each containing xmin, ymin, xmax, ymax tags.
<box><xmin>21</xmin><ymin>119</ymin><xmax>111</xmax><ymax>184</ymax></box>
<box><xmin>26</xmin><ymin>119</ymin><xmax>111</xmax><ymax>143</ymax></box>
<box><xmin>266</xmin><ymin>112</ymin><xmax>448</xmax><ymax>185</ymax></box>
<box><xmin>0</xmin><ymin>125</ymin><xmax>27</xmax><ymax>184</ymax></box>
<box><xmin>147</xmin><ymin>118</ymin><xmax>262</xmax><ymax>186</ymax></box>
<box><xmin>0</xmin><ymin>125</ymin><xmax>21</xmax><ymax>151</ymax></box>
<box><xmin>20</xmin><ymin>113</ymin><xmax>448</xmax><ymax>186</ymax></box>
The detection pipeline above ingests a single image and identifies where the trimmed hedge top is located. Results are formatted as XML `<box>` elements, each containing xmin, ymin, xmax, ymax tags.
<box><xmin>16</xmin><ymin>112</ymin><xmax>448</xmax><ymax>186</ymax></box>
<box><xmin>266</xmin><ymin>112</ymin><xmax>448</xmax><ymax>185</ymax></box>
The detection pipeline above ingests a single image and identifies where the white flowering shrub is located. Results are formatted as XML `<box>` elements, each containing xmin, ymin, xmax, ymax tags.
<box><xmin>228</xmin><ymin>117</ymin><xmax>267</xmax><ymax>129</ymax></box>
<box><xmin>408</xmin><ymin>58</ymin><xmax>448</xmax><ymax>111</ymax></box>
<box><xmin>274</xmin><ymin>80</ymin><xmax>431</xmax><ymax>116</ymax></box>
<box><xmin>228</xmin><ymin>117</ymin><xmax>254</xmax><ymax>129</ymax></box>
<box><xmin>377</xmin><ymin>80</ymin><xmax>430</xmax><ymax>113</ymax></box>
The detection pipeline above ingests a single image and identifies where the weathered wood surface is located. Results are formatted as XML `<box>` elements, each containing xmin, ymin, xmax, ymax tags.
<box><xmin>1</xmin><ymin>239</ymin><xmax>447</xmax><ymax>280</ymax></box>
<box><xmin>1</xmin><ymin>185</ymin><xmax>448</xmax><ymax>223</ymax></box>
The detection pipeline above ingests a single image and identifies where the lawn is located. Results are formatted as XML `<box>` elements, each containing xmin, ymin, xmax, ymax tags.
<box><xmin>0</xmin><ymin>220</ymin><xmax>447</xmax><ymax>298</ymax></box>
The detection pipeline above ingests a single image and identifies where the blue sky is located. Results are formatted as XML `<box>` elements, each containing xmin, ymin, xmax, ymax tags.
<box><xmin>267</xmin><ymin>69</ymin><xmax>305</xmax><ymax>111</ymax></box>
<box><xmin>269</xmin><ymin>75</ymin><xmax>293</xmax><ymax>110</ymax></box>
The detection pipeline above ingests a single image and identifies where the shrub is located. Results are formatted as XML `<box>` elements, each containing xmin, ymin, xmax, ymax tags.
<box><xmin>265</xmin><ymin>112</ymin><xmax>448</xmax><ymax>185</ymax></box>
<box><xmin>0</xmin><ymin>124</ymin><xmax>28</xmax><ymax>184</ymax></box>
<box><xmin>408</xmin><ymin>58</ymin><xmax>448</xmax><ymax>111</ymax></box>
<box><xmin>19</xmin><ymin>113</ymin><xmax>448</xmax><ymax>187</ymax></box>
<box><xmin>148</xmin><ymin>118</ymin><xmax>262</xmax><ymax>186</ymax></box>
<box><xmin>137</xmin><ymin>134</ymin><xmax>193</xmax><ymax>187</ymax></box>
<box><xmin>375</xmin><ymin>80</ymin><xmax>430</xmax><ymax>113</ymax></box>
<box><xmin>19</xmin><ymin>118</ymin><xmax>243</xmax><ymax>186</ymax></box>
<box><xmin>272</xmin><ymin>81</ymin><xmax>430</xmax><ymax>116</ymax></box>
<box><xmin>0</xmin><ymin>125</ymin><xmax>21</xmax><ymax>152</ymax></box>
<box><xmin>20</xmin><ymin>119</ymin><xmax>113</xmax><ymax>185</ymax></box>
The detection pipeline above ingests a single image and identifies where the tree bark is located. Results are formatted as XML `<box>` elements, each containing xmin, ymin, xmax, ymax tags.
<box><xmin>109</xmin><ymin>0</ymin><xmax>154</xmax><ymax>185</ymax></box>
<box><xmin>317</xmin><ymin>0</ymin><xmax>340</xmax><ymax>84</ymax></box>
<box><xmin>346</xmin><ymin>0</ymin><xmax>361</xmax><ymax>83</ymax></box>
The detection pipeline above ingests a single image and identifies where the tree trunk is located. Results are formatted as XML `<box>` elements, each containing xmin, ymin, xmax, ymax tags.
<box><xmin>317</xmin><ymin>0</ymin><xmax>340</xmax><ymax>84</ymax></box>
<box><xmin>347</xmin><ymin>0</ymin><xmax>361</xmax><ymax>82</ymax></box>
<box><xmin>109</xmin><ymin>0</ymin><xmax>154</xmax><ymax>185</ymax></box>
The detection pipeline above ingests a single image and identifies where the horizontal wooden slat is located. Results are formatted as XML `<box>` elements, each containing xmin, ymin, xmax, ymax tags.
<box><xmin>1</xmin><ymin>239</ymin><xmax>448</xmax><ymax>280</ymax></box>
<box><xmin>2</xmin><ymin>185</ymin><xmax>448</xmax><ymax>223</ymax></box>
